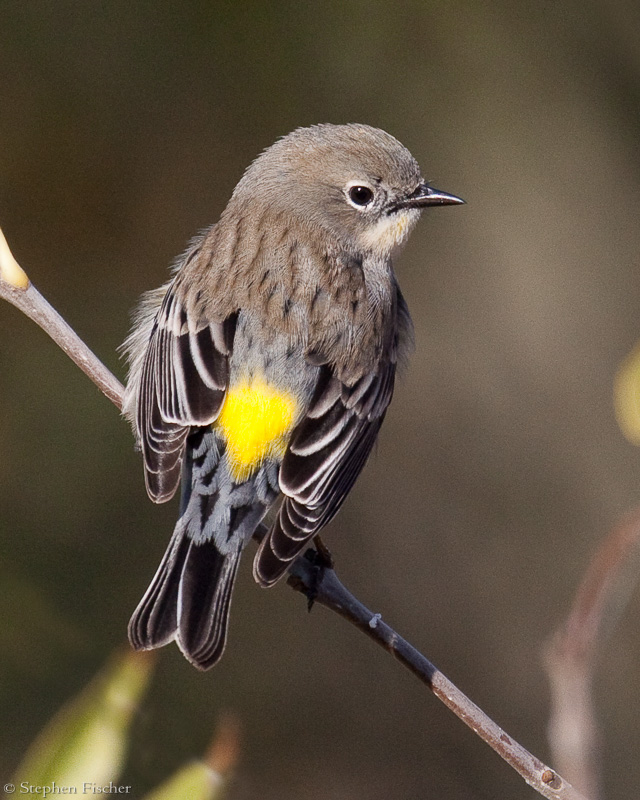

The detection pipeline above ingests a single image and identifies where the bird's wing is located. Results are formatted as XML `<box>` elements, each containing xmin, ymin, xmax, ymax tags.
<box><xmin>137</xmin><ymin>285</ymin><xmax>237</xmax><ymax>503</ymax></box>
<box><xmin>254</xmin><ymin>360</ymin><xmax>395</xmax><ymax>586</ymax></box>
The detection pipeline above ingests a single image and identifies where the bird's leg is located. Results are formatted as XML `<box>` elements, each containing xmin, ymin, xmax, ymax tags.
<box><xmin>296</xmin><ymin>535</ymin><xmax>335</xmax><ymax>611</ymax></box>
<box><xmin>313</xmin><ymin>534</ymin><xmax>334</xmax><ymax>570</ymax></box>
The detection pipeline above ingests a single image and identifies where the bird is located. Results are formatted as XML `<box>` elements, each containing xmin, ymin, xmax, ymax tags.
<box><xmin>122</xmin><ymin>123</ymin><xmax>463</xmax><ymax>670</ymax></box>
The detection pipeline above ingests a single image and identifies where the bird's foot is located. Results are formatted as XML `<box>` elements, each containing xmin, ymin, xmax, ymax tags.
<box><xmin>313</xmin><ymin>534</ymin><xmax>334</xmax><ymax>570</ymax></box>
<box><xmin>300</xmin><ymin>535</ymin><xmax>334</xmax><ymax>611</ymax></box>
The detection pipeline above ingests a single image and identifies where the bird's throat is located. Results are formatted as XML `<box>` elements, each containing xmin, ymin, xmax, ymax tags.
<box><xmin>360</xmin><ymin>208</ymin><xmax>419</xmax><ymax>254</ymax></box>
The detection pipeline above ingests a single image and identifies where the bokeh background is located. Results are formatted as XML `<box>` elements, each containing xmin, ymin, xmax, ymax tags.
<box><xmin>1</xmin><ymin>2</ymin><xmax>640</xmax><ymax>797</ymax></box>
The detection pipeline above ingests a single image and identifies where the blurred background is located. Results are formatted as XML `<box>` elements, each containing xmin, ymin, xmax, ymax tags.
<box><xmin>1</xmin><ymin>2</ymin><xmax>640</xmax><ymax>797</ymax></box>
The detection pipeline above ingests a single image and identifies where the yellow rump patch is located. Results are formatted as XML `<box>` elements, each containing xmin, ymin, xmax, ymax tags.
<box><xmin>216</xmin><ymin>378</ymin><xmax>297</xmax><ymax>482</ymax></box>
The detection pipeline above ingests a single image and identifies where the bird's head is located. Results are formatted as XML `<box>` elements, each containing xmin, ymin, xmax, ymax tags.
<box><xmin>230</xmin><ymin>123</ymin><xmax>463</xmax><ymax>257</ymax></box>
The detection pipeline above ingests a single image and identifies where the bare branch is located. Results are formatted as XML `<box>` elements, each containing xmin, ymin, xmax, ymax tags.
<box><xmin>0</xmin><ymin>226</ymin><xmax>590</xmax><ymax>800</ymax></box>
<box><xmin>285</xmin><ymin>549</ymin><xmax>589</xmax><ymax>800</ymax></box>
<box><xmin>0</xmin><ymin>227</ymin><xmax>124</xmax><ymax>409</ymax></box>
<box><xmin>544</xmin><ymin>507</ymin><xmax>640</xmax><ymax>799</ymax></box>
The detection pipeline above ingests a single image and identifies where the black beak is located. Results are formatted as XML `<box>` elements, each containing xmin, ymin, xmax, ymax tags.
<box><xmin>392</xmin><ymin>183</ymin><xmax>465</xmax><ymax>212</ymax></box>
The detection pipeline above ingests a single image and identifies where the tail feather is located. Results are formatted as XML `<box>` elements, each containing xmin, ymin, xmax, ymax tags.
<box><xmin>177</xmin><ymin>538</ymin><xmax>241</xmax><ymax>669</ymax></box>
<box><xmin>128</xmin><ymin>528</ymin><xmax>241</xmax><ymax>671</ymax></box>
<box><xmin>129</xmin><ymin>430</ymin><xmax>279</xmax><ymax>669</ymax></box>
<box><xmin>128</xmin><ymin>527</ymin><xmax>189</xmax><ymax>650</ymax></box>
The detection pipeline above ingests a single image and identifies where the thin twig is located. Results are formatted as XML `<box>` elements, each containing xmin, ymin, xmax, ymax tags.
<box><xmin>544</xmin><ymin>507</ymin><xmax>640</xmax><ymax>799</ymax></box>
<box><xmin>0</xmin><ymin>278</ymin><xmax>124</xmax><ymax>409</ymax></box>
<box><xmin>0</xmin><ymin>226</ymin><xmax>589</xmax><ymax>800</ymax></box>
<box><xmin>285</xmin><ymin>549</ymin><xmax>586</xmax><ymax>800</ymax></box>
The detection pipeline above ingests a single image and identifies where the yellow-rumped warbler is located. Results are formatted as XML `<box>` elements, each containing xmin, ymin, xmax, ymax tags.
<box><xmin>123</xmin><ymin>123</ymin><xmax>462</xmax><ymax>670</ymax></box>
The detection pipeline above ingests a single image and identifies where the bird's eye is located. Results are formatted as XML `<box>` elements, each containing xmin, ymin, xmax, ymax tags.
<box><xmin>346</xmin><ymin>185</ymin><xmax>374</xmax><ymax>208</ymax></box>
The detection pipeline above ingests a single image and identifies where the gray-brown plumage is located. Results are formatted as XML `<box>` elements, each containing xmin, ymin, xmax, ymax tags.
<box><xmin>123</xmin><ymin>123</ymin><xmax>463</xmax><ymax>670</ymax></box>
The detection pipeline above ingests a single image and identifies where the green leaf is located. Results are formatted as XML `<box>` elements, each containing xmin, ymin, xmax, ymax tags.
<box><xmin>141</xmin><ymin>761</ymin><xmax>226</xmax><ymax>800</ymax></box>
<box><xmin>615</xmin><ymin>341</ymin><xmax>640</xmax><ymax>445</ymax></box>
<box><xmin>13</xmin><ymin>648</ymin><xmax>154</xmax><ymax>791</ymax></box>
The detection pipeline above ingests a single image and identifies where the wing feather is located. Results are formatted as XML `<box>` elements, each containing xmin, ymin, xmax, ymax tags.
<box><xmin>254</xmin><ymin>360</ymin><xmax>395</xmax><ymax>586</ymax></box>
<box><xmin>137</xmin><ymin>287</ymin><xmax>237</xmax><ymax>503</ymax></box>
